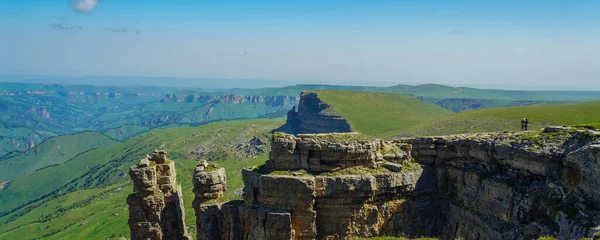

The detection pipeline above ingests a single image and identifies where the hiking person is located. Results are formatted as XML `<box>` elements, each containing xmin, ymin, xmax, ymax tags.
<box><xmin>521</xmin><ymin>118</ymin><xmax>529</xmax><ymax>131</ymax></box>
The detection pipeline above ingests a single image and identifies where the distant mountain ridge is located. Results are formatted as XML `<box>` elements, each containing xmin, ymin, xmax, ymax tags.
<box><xmin>2</xmin><ymin>81</ymin><xmax>600</xmax><ymax>156</ymax></box>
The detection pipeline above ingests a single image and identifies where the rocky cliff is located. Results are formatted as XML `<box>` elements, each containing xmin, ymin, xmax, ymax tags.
<box><xmin>161</xmin><ymin>94</ymin><xmax>298</xmax><ymax>107</ymax></box>
<box><xmin>403</xmin><ymin>128</ymin><xmax>600</xmax><ymax>239</ymax></box>
<box><xmin>191</xmin><ymin>132</ymin><xmax>440</xmax><ymax>240</ymax></box>
<box><xmin>129</xmin><ymin>127</ymin><xmax>600</xmax><ymax>239</ymax></box>
<box><xmin>127</xmin><ymin>150</ymin><xmax>190</xmax><ymax>240</ymax></box>
<box><xmin>194</xmin><ymin>128</ymin><xmax>600</xmax><ymax>239</ymax></box>
<box><xmin>283</xmin><ymin>92</ymin><xmax>352</xmax><ymax>134</ymax></box>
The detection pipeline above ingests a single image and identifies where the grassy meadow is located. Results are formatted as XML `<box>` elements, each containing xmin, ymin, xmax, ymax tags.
<box><xmin>400</xmin><ymin>101</ymin><xmax>600</xmax><ymax>137</ymax></box>
<box><xmin>308</xmin><ymin>90</ymin><xmax>454</xmax><ymax>139</ymax></box>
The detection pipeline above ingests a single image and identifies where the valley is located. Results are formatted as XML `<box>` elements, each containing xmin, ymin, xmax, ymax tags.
<box><xmin>1</xmin><ymin>81</ymin><xmax>600</xmax><ymax>239</ymax></box>
<box><xmin>3</xmin><ymin>82</ymin><xmax>600</xmax><ymax>158</ymax></box>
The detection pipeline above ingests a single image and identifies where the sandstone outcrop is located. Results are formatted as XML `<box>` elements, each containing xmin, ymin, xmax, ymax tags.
<box><xmin>127</xmin><ymin>150</ymin><xmax>190</xmax><ymax>240</ymax></box>
<box><xmin>192</xmin><ymin>132</ymin><xmax>430</xmax><ymax>240</ymax></box>
<box><xmin>132</xmin><ymin>128</ymin><xmax>600</xmax><ymax>239</ymax></box>
<box><xmin>283</xmin><ymin>92</ymin><xmax>352</xmax><ymax>134</ymax></box>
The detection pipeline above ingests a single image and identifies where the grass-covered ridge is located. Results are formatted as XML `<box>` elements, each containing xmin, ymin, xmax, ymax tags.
<box><xmin>0</xmin><ymin>131</ymin><xmax>119</xmax><ymax>181</ymax></box>
<box><xmin>401</xmin><ymin>101</ymin><xmax>600</xmax><ymax>136</ymax></box>
<box><xmin>307</xmin><ymin>90</ymin><xmax>454</xmax><ymax>139</ymax></box>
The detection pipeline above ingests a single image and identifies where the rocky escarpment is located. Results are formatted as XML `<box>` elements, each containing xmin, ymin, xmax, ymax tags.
<box><xmin>402</xmin><ymin>128</ymin><xmax>600</xmax><ymax>239</ymax></box>
<box><xmin>127</xmin><ymin>150</ymin><xmax>190</xmax><ymax>240</ymax></box>
<box><xmin>161</xmin><ymin>94</ymin><xmax>298</xmax><ymax>106</ymax></box>
<box><xmin>283</xmin><ymin>92</ymin><xmax>352</xmax><ymax>134</ymax></box>
<box><xmin>129</xmin><ymin>128</ymin><xmax>600</xmax><ymax>239</ymax></box>
<box><xmin>192</xmin><ymin>132</ymin><xmax>434</xmax><ymax>240</ymax></box>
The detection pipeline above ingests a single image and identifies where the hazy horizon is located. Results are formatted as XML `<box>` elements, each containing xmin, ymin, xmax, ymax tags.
<box><xmin>2</xmin><ymin>73</ymin><xmax>600</xmax><ymax>91</ymax></box>
<box><xmin>1</xmin><ymin>0</ymin><xmax>599</xmax><ymax>90</ymax></box>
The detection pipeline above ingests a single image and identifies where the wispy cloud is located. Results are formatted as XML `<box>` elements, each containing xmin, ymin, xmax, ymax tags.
<box><xmin>103</xmin><ymin>27</ymin><xmax>128</xmax><ymax>33</ymax></box>
<box><xmin>70</xmin><ymin>0</ymin><xmax>98</xmax><ymax>13</ymax></box>
<box><xmin>219</xmin><ymin>51</ymin><xmax>249</xmax><ymax>57</ymax></box>
<box><xmin>50</xmin><ymin>23</ymin><xmax>83</xmax><ymax>31</ymax></box>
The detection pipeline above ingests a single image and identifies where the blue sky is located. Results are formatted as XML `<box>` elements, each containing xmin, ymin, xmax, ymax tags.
<box><xmin>0</xmin><ymin>0</ymin><xmax>599</xmax><ymax>89</ymax></box>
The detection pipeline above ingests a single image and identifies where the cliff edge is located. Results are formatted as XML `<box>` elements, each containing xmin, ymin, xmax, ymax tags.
<box><xmin>128</xmin><ymin>127</ymin><xmax>600</xmax><ymax>239</ymax></box>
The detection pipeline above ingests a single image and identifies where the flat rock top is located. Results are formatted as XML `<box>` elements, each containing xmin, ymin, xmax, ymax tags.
<box><xmin>403</xmin><ymin>129</ymin><xmax>600</xmax><ymax>156</ymax></box>
<box><xmin>274</xmin><ymin>132</ymin><xmax>375</xmax><ymax>144</ymax></box>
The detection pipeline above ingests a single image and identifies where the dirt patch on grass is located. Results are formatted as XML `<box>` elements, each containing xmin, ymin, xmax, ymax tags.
<box><xmin>0</xmin><ymin>180</ymin><xmax>9</xmax><ymax>190</ymax></box>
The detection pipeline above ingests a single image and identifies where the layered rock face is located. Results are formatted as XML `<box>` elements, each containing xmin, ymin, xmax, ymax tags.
<box><xmin>127</xmin><ymin>150</ymin><xmax>190</xmax><ymax>240</ymax></box>
<box><xmin>134</xmin><ymin>129</ymin><xmax>600</xmax><ymax>239</ymax></box>
<box><xmin>267</xmin><ymin>133</ymin><xmax>384</xmax><ymax>171</ymax></box>
<box><xmin>193</xmin><ymin>132</ymin><xmax>432</xmax><ymax>240</ymax></box>
<box><xmin>284</xmin><ymin>92</ymin><xmax>352</xmax><ymax>134</ymax></box>
<box><xmin>403</xmin><ymin>130</ymin><xmax>600</xmax><ymax>239</ymax></box>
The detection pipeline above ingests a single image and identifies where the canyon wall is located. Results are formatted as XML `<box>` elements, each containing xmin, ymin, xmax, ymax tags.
<box><xmin>404</xmin><ymin>129</ymin><xmax>600</xmax><ymax>239</ymax></box>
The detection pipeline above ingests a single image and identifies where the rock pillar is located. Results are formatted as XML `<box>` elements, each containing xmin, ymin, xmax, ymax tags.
<box><xmin>192</xmin><ymin>160</ymin><xmax>228</xmax><ymax>240</ymax></box>
<box><xmin>127</xmin><ymin>150</ymin><xmax>190</xmax><ymax>240</ymax></box>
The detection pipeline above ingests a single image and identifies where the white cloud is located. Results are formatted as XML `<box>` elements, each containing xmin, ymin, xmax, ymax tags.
<box><xmin>70</xmin><ymin>0</ymin><xmax>98</xmax><ymax>13</ymax></box>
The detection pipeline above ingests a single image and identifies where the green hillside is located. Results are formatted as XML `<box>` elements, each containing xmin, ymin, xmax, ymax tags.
<box><xmin>309</xmin><ymin>90</ymin><xmax>454</xmax><ymax>138</ymax></box>
<box><xmin>383</xmin><ymin>83</ymin><xmax>600</xmax><ymax>101</ymax></box>
<box><xmin>401</xmin><ymin>101</ymin><xmax>600</xmax><ymax>136</ymax></box>
<box><xmin>0</xmin><ymin>132</ymin><xmax>118</xmax><ymax>181</ymax></box>
<box><xmin>0</xmin><ymin>119</ymin><xmax>282</xmax><ymax>240</ymax></box>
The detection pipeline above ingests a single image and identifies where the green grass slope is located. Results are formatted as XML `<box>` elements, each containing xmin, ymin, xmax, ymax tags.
<box><xmin>401</xmin><ymin>101</ymin><xmax>600</xmax><ymax>136</ymax></box>
<box><xmin>0</xmin><ymin>131</ymin><xmax>118</xmax><ymax>181</ymax></box>
<box><xmin>0</xmin><ymin>119</ymin><xmax>282</xmax><ymax>240</ymax></box>
<box><xmin>309</xmin><ymin>90</ymin><xmax>454</xmax><ymax>138</ymax></box>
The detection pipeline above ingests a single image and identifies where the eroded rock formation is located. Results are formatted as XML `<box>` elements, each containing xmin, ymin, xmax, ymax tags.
<box><xmin>127</xmin><ymin>150</ymin><xmax>190</xmax><ymax>240</ymax></box>
<box><xmin>283</xmin><ymin>92</ymin><xmax>352</xmax><ymax>134</ymax></box>
<box><xmin>132</xmin><ymin>128</ymin><xmax>600</xmax><ymax>239</ymax></box>
<box><xmin>193</xmin><ymin>132</ymin><xmax>430</xmax><ymax>240</ymax></box>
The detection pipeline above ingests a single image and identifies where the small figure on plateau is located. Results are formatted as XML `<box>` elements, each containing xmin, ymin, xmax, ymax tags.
<box><xmin>521</xmin><ymin>118</ymin><xmax>529</xmax><ymax>131</ymax></box>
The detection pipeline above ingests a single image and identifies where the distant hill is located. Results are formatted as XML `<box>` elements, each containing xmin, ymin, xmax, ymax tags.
<box><xmin>299</xmin><ymin>90</ymin><xmax>454</xmax><ymax>138</ymax></box>
<box><xmin>383</xmin><ymin>83</ymin><xmax>600</xmax><ymax>101</ymax></box>
<box><xmin>400</xmin><ymin>101</ymin><xmax>600</xmax><ymax>137</ymax></box>
<box><xmin>239</xmin><ymin>83</ymin><xmax>600</xmax><ymax>102</ymax></box>
<box><xmin>0</xmin><ymin>119</ymin><xmax>282</xmax><ymax>240</ymax></box>
<box><xmin>0</xmin><ymin>131</ymin><xmax>118</xmax><ymax>181</ymax></box>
